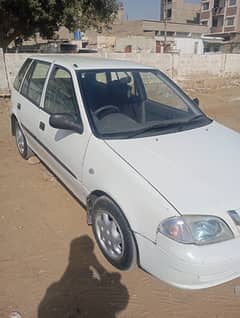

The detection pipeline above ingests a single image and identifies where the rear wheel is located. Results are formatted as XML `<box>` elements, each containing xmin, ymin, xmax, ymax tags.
<box><xmin>92</xmin><ymin>196</ymin><xmax>137</xmax><ymax>270</ymax></box>
<box><xmin>15</xmin><ymin>122</ymin><xmax>32</xmax><ymax>159</ymax></box>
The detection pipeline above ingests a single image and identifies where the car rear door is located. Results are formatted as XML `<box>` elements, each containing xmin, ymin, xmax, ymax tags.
<box><xmin>11</xmin><ymin>58</ymin><xmax>32</xmax><ymax>113</ymax></box>
<box><xmin>36</xmin><ymin>65</ymin><xmax>91</xmax><ymax>202</ymax></box>
<box><xmin>17</xmin><ymin>59</ymin><xmax>51</xmax><ymax>159</ymax></box>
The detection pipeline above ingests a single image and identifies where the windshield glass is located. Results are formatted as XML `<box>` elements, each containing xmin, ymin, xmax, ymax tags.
<box><xmin>77</xmin><ymin>69</ymin><xmax>210</xmax><ymax>139</ymax></box>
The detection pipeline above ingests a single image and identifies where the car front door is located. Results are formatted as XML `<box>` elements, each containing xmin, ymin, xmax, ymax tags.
<box><xmin>37</xmin><ymin>65</ymin><xmax>91</xmax><ymax>202</ymax></box>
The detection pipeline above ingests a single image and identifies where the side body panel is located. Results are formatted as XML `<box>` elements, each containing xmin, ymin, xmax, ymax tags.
<box><xmin>11</xmin><ymin>60</ymin><xmax>92</xmax><ymax>204</ymax></box>
<box><xmin>82</xmin><ymin>136</ymin><xmax>179</xmax><ymax>242</ymax></box>
<box><xmin>34</xmin><ymin>66</ymin><xmax>92</xmax><ymax>202</ymax></box>
<box><xmin>35</xmin><ymin>107</ymin><xmax>90</xmax><ymax>203</ymax></box>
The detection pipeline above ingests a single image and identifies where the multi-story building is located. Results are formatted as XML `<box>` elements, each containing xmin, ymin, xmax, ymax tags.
<box><xmin>161</xmin><ymin>0</ymin><xmax>201</xmax><ymax>24</ymax></box>
<box><xmin>200</xmin><ymin>0</ymin><xmax>240</xmax><ymax>39</ymax></box>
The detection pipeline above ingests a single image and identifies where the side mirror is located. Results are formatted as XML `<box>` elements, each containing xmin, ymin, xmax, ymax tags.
<box><xmin>49</xmin><ymin>113</ymin><xmax>83</xmax><ymax>134</ymax></box>
<box><xmin>193</xmin><ymin>98</ymin><xmax>200</xmax><ymax>107</ymax></box>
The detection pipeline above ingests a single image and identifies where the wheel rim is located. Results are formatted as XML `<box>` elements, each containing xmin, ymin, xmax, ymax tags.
<box><xmin>95</xmin><ymin>210</ymin><xmax>125</xmax><ymax>260</ymax></box>
<box><xmin>16</xmin><ymin>125</ymin><xmax>25</xmax><ymax>154</ymax></box>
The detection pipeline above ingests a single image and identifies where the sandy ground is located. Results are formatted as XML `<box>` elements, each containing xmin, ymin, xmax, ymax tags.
<box><xmin>1</xmin><ymin>88</ymin><xmax>240</xmax><ymax>318</ymax></box>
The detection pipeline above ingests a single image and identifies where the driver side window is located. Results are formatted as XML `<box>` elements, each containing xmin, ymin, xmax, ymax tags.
<box><xmin>44</xmin><ymin>67</ymin><xmax>79</xmax><ymax>118</ymax></box>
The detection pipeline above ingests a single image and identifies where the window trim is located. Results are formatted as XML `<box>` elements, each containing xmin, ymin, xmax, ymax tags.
<box><xmin>14</xmin><ymin>58</ymin><xmax>33</xmax><ymax>92</ymax></box>
<box><xmin>20</xmin><ymin>59</ymin><xmax>51</xmax><ymax>108</ymax></box>
<box><xmin>42</xmin><ymin>64</ymin><xmax>84</xmax><ymax>132</ymax></box>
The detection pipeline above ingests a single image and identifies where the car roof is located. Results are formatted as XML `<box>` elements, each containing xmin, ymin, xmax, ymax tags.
<box><xmin>31</xmin><ymin>55</ymin><xmax>154</xmax><ymax>71</ymax></box>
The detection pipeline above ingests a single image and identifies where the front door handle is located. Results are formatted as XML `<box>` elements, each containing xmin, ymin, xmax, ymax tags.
<box><xmin>39</xmin><ymin>121</ymin><xmax>45</xmax><ymax>131</ymax></box>
<box><xmin>17</xmin><ymin>103</ymin><xmax>21</xmax><ymax>110</ymax></box>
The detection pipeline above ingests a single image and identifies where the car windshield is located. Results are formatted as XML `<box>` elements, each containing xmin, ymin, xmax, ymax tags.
<box><xmin>77</xmin><ymin>69</ymin><xmax>210</xmax><ymax>139</ymax></box>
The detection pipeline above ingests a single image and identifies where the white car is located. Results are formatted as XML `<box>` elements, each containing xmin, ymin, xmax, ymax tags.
<box><xmin>11</xmin><ymin>55</ymin><xmax>240</xmax><ymax>289</ymax></box>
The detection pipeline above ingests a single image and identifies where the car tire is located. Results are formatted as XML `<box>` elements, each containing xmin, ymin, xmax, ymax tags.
<box><xmin>92</xmin><ymin>196</ymin><xmax>137</xmax><ymax>270</ymax></box>
<box><xmin>15</xmin><ymin>121</ymin><xmax>33</xmax><ymax>159</ymax></box>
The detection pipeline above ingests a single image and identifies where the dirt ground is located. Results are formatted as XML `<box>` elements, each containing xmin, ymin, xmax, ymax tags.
<box><xmin>1</xmin><ymin>87</ymin><xmax>240</xmax><ymax>318</ymax></box>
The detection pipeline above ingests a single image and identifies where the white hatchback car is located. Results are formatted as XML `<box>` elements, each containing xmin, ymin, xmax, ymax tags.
<box><xmin>11</xmin><ymin>55</ymin><xmax>240</xmax><ymax>289</ymax></box>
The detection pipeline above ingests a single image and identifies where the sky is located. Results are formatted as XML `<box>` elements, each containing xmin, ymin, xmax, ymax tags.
<box><xmin>121</xmin><ymin>0</ymin><xmax>200</xmax><ymax>21</ymax></box>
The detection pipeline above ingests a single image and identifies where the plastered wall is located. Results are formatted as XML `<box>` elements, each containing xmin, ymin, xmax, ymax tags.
<box><xmin>1</xmin><ymin>52</ymin><xmax>240</xmax><ymax>96</ymax></box>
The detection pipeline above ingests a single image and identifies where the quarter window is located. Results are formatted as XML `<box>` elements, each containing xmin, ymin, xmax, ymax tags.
<box><xmin>21</xmin><ymin>61</ymin><xmax>50</xmax><ymax>106</ymax></box>
<box><xmin>13</xmin><ymin>58</ymin><xmax>32</xmax><ymax>91</ymax></box>
<box><xmin>44</xmin><ymin>67</ymin><xmax>79</xmax><ymax>119</ymax></box>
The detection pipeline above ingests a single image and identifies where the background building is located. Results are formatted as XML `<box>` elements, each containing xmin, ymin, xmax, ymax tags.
<box><xmin>93</xmin><ymin>19</ymin><xmax>207</xmax><ymax>54</ymax></box>
<box><xmin>113</xmin><ymin>1</ymin><xmax>125</xmax><ymax>24</ymax></box>
<box><xmin>200</xmin><ymin>0</ymin><xmax>240</xmax><ymax>39</ymax></box>
<box><xmin>8</xmin><ymin>1</ymin><xmax>225</xmax><ymax>54</ymax></box>
<box><xmin>161</xmin><ymin>0</ymin><xmax>201</xmax><ymax>24</ymax></box>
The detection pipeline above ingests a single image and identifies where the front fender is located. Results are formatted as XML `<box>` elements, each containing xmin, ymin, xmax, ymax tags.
<box><xmin>83</xmin><ymin>136</ymin><xmax>179</xmax><ymax>242</ymax></box>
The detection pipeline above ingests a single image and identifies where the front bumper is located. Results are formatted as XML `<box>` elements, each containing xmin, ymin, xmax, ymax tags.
<box><xmin>135</xmin><ymin>232</ymin><xmax>240</xmax><ymax>289</ymax></box>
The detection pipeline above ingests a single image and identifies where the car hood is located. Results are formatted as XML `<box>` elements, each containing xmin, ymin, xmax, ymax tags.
<box><xmin>105</xmin><ymin>122</ymin><xmax>240</xmax><ymax>214</ymax></box>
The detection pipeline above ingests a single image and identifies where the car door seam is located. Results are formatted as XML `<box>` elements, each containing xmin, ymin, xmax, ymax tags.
<box><xmin>80</xmin><ymin>133</ymin><xmax>93</xmax><ymax>182</ymax></box>
<box><xmin>21</xmin><ymin>123</ymin><xmax>78</xmax><ymax>180</ymax></box>
<box><xmin>104</xmin><ymin>141</ymin><xmax>182</xmax><ymax>216</ymax></box>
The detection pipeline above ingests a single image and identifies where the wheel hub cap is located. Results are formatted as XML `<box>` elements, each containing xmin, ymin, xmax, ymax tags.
<box><xmin>16</xmin><ymin>126</ymin><xmax>25</xmax><ymax>154</ymax></box>
<box><xmin>95</xmin><ymin>211</ymin><xmax>124</xmax><ymax>260</ymax></box>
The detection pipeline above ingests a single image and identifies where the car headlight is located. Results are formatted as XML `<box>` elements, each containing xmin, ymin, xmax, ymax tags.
<box><xmin>158</xmin><ymin>215</ymin><xmax>234</xmax><ymax>245</ymax></box>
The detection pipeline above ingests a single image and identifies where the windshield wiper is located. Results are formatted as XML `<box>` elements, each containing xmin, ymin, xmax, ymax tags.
<box><xmin>185</xmin><ymin>114</ymin><xmax>205</xmax><ymax>123</ymax></box>
<box><xmin>126</xmin><ymin>120</ymin><xmax>184</xmax><ymax>138</ymax></box>
<box><xmin>126</xmin><ymin>115</ymin><xmax>205</xmax><ymax>139</ymax></box>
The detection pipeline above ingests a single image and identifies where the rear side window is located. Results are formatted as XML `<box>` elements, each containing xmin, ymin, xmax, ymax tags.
<box><xmin>21</xmin><ymin>60</ymin><xmax>50</xmax><ymax>106</ymax></box>
<box><xmin>13</xmin><ymin>58</ymin><xmax>32</xmax><ymax>91</ymax></box>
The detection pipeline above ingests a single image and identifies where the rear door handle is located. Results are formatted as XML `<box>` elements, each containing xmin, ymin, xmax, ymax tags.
<box><xmin>39</xmin><ymin>121</ymin><xmax>45</xmax><ymax>131</ymax></box>
<box><xmin>17</xmin><ymin>103</ymin><xmax>21</xmax><ymax>110</ymax></box>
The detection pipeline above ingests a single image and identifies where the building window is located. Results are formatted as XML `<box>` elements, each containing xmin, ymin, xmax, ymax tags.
<box><xmin>212</xmin><ymin>15</ymin><xmax>224</xmax><ymax>27</ymax></box>
<box><xmin>201</xmin><ymin>20</ymin><xmax>209</xmax><ymax>26</ymax></box>
<box><xmin>167</xmin><ymin>8</ymin><xmax>172</xmax><ymax>18</ymax></box>
<box><xmin>202</xmin><ymin>2</ymin><xmax>209</xmax><ymax>10</ymax></box>
<box><xmin>226</xmin><ymin>17</ymin><xmax>235</xmax><ymax>25</ymax></box>
<box><xmin>214</xmin><ymin>0</ymin><xmax>225</xmax><ymax>8</ymax></box>
<box><xmin>229</xmin><ymin>0</ymin><xmax>237</xmax><ymax>6</ymax></box>
<box><xmin>176</xmin><ymin>32</ymin><xmax>190</xmax><ymax>37</ymax></box>
<box><xmin>212</xmin><ymin>16</ymin><xmax>218</xmax><ymax>27</ymax></box>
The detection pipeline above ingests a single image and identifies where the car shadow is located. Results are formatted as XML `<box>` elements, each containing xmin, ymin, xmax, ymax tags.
<box><xmin>38</xmin><ymin>235</ymin><xmax>129</xmax><ymax>318</ymax></box>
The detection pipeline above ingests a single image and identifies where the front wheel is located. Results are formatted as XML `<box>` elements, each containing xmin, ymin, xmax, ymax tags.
<box><xmin>15</xmin><ymin>122</ymin><xmax>32</xmax><ymax>159</ymax></box>
<box><xmin>92</xmin><ymin>196</ymin><xmax>137</xmax><ymax>270</ymax></box>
